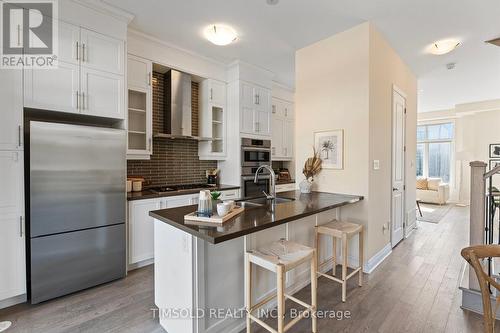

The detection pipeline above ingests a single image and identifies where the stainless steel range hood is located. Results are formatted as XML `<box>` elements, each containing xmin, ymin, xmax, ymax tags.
<box><xmin>154</xmin><ymin>69</ymin><xmax>210</xmax><ymax>140</ymax></box>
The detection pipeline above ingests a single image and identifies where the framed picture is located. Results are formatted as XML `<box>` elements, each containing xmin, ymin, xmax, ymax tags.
<box><xmin>314</xmin><ymin>129</ymin><xmax>344</xmax><ymax>169</ymax></box>
<box><xmin>490</xmin><ymin>144</ymin><xmax>500</xmax><ymax>158</ymax></box>
<box><xmin>489</xmin><ymin>160</ymin><xmax>500</xmax><ymax>170</ymax></box>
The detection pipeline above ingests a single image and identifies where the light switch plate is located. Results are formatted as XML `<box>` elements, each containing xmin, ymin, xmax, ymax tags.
<box><xmin>373</xmin><ymin>160</ymin><xmax>380</xmax><ymax>170</ymax></box>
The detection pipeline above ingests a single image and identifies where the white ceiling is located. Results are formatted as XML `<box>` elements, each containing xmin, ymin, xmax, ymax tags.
<box><xmin>105</xmin><ymin>0</ymin><xmax>500</xmax><ymax>112</ymax></box>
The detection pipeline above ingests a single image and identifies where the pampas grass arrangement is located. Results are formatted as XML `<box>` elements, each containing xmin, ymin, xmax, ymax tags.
<box><xmin>303</xmin><ymin>147</ymin><xmax>322</xmax><ymax>181</ymax></box>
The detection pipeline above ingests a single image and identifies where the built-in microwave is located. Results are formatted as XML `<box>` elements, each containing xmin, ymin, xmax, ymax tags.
<box><xmin>241</xmin><ymin>175</ymin><xmax>271</xmax><ymax>198</ymax></box>
<box><xmin>241</xmin><ymin>138</ymin><xmax>271</xmax><ymax>167</ymax></box>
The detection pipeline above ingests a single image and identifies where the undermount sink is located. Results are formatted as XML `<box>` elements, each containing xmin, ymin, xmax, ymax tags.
<box><xmin>236</xmin><ymin>196</ymin><xmax>295</xmax><ymax>208</ymax></box>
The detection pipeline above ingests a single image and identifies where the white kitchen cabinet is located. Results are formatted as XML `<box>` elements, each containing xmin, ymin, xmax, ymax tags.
<box><xmin>127</xmin><ymin>55</ymin><xmax>152</xmax><ymax>89</ymax></box>
<box><xmin>23</xmin><ymin>19</ymin><xmax>125</xmax><ymax>119</ymax></box>
<box><xmin>0</xmin><ymin>151</ymin><xmax>25</xmax><ymax>302</ymax></box>
<box><xmin>271</xmin><ymin>98</ymin><xmax>294</xmax><ymax>160</ymax></box>
<box><xmin>219</xmin><ymin>189</ymin><xmax>240</xmax><ymax>200</ymax></box>
<box><xmin>24</xmin><ymin>62</ymin><xmax>80</xmax><ymax>114</ymax></box>
<box><xmin>80</xmin><ymin>28</ymin><xmax>124</xmax><ymax>75</ymax></box>
<box><xmin>240</xmin><ymin>82</ymin><xmax>271</xmax><ymax>137</ymax></box>
<box><xmin>0</xmin><ymin>69</ymin><xmax>23</xmax><ymax>150</ymax></box>
<box><xmin>199</xmin><ymin>79</ymin><xmax>227</xmax><ymax>160</ymax></box>
<box><xmin>127</xmin><ymin>55</ymin><xmax>153</xmax><ymax>159</ymax></box>
<box><xmin>81</xmin><ymin>68</ymin><xmax>124</xmax><ymax>119</ymax></box>
<box><xmin>128</xmin><ymin>198</ymin><xmax>160</xmax><ymax>265</ymax></box>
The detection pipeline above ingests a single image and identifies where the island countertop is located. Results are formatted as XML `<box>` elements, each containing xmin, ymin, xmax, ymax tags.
<box><xmin>149</xmin><ymin>191</ymin><xmax>363</xmax><ymax>244</ymax></box>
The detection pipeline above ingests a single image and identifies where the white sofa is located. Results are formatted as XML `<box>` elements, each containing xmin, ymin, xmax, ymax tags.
<box><xmin>416</xmin><ymin>177</ymin><xmax>450</xmax><ymax>205</ymax></box>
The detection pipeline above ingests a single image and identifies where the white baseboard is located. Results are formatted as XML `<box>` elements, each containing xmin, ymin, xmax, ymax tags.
<box><xmin>0</xmin><ymin>294</ymin><xmax>26</xmax><ymax>310</ymax></box>
<box><xmin>127</xmin><ymin>258</ymin><xmax>154</xmax><ymax>271</ymax></box>
<box><xmin>363</xmin><ymin>243</ymin><xmax>392</xmax><ymax>274</ymax></box>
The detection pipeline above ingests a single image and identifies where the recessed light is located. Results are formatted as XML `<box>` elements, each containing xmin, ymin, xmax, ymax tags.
<box><xmin>427</xmin><ymin>39</ymin><xmax>461</xmax><ymax>55</ymax></box>
<box><xmin>266</xmin><ymin>0</ymin><xmax>279</xmax><ymax>5</ymax></box>
<box><xmin>204</xmin><ymin>24</ymin><xmax>238</xmax><ymax>46</ymax></box>
<box><xmin>446</xmin><ymin>62</ymin><xmax>456</xmax><ymax>70</ymax></box>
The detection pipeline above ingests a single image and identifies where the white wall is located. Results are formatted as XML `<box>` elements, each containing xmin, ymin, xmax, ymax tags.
<box><xmin>420</xmin><ymin>103</ymin><xmax>500</xmax><ymax>204</ymax></box>
<box><xmin>295</xmin><ymin>22</ymin><xmax>417</xmax><ymax>262</ymax></box>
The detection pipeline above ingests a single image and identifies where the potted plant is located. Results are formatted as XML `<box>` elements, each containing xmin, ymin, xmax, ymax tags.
<box><xmin>300</xmin><ymin>147</ymin><xmax>322</xmax><ymax>193</ymax></box>
<box><xmin>211</xmin><ymin>191</ymin><xmax>222</xmax><ymax>213</ymax></box>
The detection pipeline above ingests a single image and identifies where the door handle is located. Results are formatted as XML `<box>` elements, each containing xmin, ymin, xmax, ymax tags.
<box><xmin>19</xmin><ymin>216</ymin><xmax>23</xmax><ymax>237</ymax></box>
<box><xmin>18</xmin><ymin>125</ymin><xmax>22</xmax><ymax>147</ymax></box>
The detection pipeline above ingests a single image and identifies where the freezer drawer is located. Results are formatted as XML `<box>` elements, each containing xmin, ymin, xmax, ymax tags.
<box><xmin>30</xmin><ymin>224</ymin><xmax>126</xmax><ymax>304</ymax></box>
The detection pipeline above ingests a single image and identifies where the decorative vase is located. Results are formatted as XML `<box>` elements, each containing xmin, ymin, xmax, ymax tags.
<box><xmin>299</xmin><ymin>179</ymin><xmax>313</xmax><ymax>194</ymax></box>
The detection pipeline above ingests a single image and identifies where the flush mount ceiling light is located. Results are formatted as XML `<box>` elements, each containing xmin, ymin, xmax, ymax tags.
<box><xmin>204</xmin><ymin>24</ymin><xmax>238</xmax><ymax>46</ymax></box>
<box><xmin>266</xmin><ymin>0</ymin><xmax>280</xmax><ymax>5</ymax></box>
<box><xmin>427</xmin><ymin>39</ymin><xmax>461</xmax><ymax>55</ymax></box>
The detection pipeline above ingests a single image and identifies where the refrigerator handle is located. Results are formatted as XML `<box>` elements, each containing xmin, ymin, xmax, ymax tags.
<box><xmin>19</xmin><ymin>216</ymin><xmax>23</xmax><ymax>237</ymax></box>
<box><xmin>18</xmin><ymin>125</ymin><xmax>22</xmax><ymax>147</ymax></box>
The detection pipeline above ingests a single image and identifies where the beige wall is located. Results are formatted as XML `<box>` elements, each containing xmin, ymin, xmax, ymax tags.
<box><xmin>368</xmin><ymin>26</ymin><xmax>418</xmax><ymax>257</ymax></box>
<box><xmin>295</xmin><ymin>22</ymin><xmax>417</xmax><ymax>262</ymax></box>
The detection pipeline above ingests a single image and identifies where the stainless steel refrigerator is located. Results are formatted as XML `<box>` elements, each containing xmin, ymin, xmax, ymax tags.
<box><xmin>29</xmin><ymin>121</ymin><xmax>126</xmax><ymax>304</ymax></box>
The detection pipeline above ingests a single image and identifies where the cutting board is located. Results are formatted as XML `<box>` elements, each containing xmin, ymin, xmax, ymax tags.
<box><xmin>184</xmin><ymin>206</ymin><xmax>244</xmax><ymax>225</ymax></box>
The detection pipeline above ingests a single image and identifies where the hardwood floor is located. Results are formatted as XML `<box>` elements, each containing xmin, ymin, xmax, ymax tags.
<box><xmin>0</xmin><ymin>206</ymin><xmax>493</xmax><ymax>332</ymax></box>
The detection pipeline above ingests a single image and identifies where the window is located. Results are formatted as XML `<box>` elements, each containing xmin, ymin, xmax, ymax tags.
<box><xmin>416</xmin><ymin>122</ymin><xmax>454</xmax><ymax>183</ymax></box>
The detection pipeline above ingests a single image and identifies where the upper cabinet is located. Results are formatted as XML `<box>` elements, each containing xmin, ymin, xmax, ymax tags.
<box><xmin>240</xmin><ymin>82</ymin><xmax>271</xmax><ymax>137</ymax></box>
<box><xmin>0</xmin><ymin>69</ymin><xmax>23</xmax><ymax>151</ymax></box>
<box><xmin>271</xmin><ymin>97</ymin><xmax>294</xmax><ymax>161</ymax></box>
<box><xmin>199</xmin><ymin>79</ymin><xmax>227</xmax><ymax>160</ymax></box>
<box><xmin>127</xmin><ymin>55</ymin><xmax>153</xmax><ymax>159</ymax></box>
<box><xmin>24</xmin><ymin>20</ymin><xmax>125</xmax><ymax>119</ymax></box>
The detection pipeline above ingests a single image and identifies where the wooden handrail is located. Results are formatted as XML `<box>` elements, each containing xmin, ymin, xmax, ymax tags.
<box><xmin>484</xmin><ymin>164</ymin><xmax>500</xmax><ymax>179</ymax></box>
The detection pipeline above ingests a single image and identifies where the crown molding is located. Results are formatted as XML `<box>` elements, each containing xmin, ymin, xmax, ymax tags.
<box><xmin>72</xmin><ymin>0</ymin><xmax>134</xmax><ymax>24</ymax></box>
<box><xmin>128</xmin><ymin>28</ymin><xmax>227</xmax><ymax>68</ymax></box>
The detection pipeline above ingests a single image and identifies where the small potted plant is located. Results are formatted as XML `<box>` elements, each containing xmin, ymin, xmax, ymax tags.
<box><xmin>300</xmin><ymin>147</ymin><xmax>322</xmax><ymax>193</ymax></box>
<box><xmin>211</xmin><ymin>191</ymin><xmax>222</xmax><ymax>213</ymax></box>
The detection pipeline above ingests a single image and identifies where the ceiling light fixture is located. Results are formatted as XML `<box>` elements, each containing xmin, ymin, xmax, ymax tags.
<box><xmin>427</xmin><ymin>39</ymin><xmax>461</xmax><ymax>55</ymax></box>
<box><xmin>266</xmin><ymin>0</ymin><xmax>280</xmax><ymax>5</ymax></box>
<box><xmin>204</xmin><ymin>24</ymin><xmax>238</xmax><ymax>46</ymax></box>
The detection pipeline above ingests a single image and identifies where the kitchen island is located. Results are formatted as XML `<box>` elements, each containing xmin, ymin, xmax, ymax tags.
<box><xmin>150</xmin><ymin>191</ymin><xmax>363</xmax><ymax>333</ymax></box>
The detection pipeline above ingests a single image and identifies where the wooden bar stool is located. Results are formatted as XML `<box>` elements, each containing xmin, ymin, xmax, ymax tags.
<box><xmin>245</xmin><ymin>239</ymin><xmax>317</xmax><ymax>333</ymax></box>
<box><xmin>315</xmin><ymin>220</ymin><xmax>363</xmax><ymax>302</ymax></box>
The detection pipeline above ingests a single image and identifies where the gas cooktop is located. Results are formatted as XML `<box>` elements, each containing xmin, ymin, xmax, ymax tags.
<box><xmin>149</xmin><ymin>183</ymin><xmax>215</xmax><ymax>194</ymax></box>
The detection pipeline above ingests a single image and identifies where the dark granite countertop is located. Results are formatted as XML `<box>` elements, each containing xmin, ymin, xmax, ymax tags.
<box><xmin>149</xmin><ymin>191</ymin><xmax>363</xmax><ymax>244</ymax></box>
<box><xmin>127</xmin><ymin>184</ymin><xmax>240</xmax><ymax>201</ymax></box>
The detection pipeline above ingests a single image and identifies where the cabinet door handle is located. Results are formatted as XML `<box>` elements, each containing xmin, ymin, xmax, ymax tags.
<box><xmin>272</xmin><ymin>105</ymin><xmax>276</xmax><ymax>114</ymax></box>
<box><xmin>17</xmin><ymin>25</ymin><xmax>21</xmax><ymax>46</ymax></box>
<box><xmin>19</xmin><ymin>216</ymin><xmax>23</xmax><ymax>237</ymax></box>
<box><xmin>18</xmin><ymin>125</ymin><xmax>22</xmax><ymax>147</ymax></box>
<box><xmin>210</xmin><ymin>88</ymin><xmax>213</xmax><ymax>101</ymax></box>
<box><xmin>82</xmin><ymin>43</ymin><xmax>86</xmax><ymax>62</ymax></box>
<box><xmin>76</xmin><ymin>41</ymin><xmax>79</xmax><ymax>60</ymax></box>
<box><xmin>148</xmin><ymin>72</ymin><xmax>151</xmax><ymax>86</ymax></box>
<box><xmin>257</xmin><ymin>94</ymin><xmax>260</xmax><ymax>105</ymax></box>
<box><xmin>82</xmin><ymin>91</ymin><xmax>85</xmax><ymax>110</ymax></box>
<box><xmin>285</xmin><ymin>108</ymin><xmax>288</xmax><ymax>117</ymax></box>
<box><xmin>76</xmin><ymin>91</ymin><xmax>79</xmax><ymax>109</ymax></box>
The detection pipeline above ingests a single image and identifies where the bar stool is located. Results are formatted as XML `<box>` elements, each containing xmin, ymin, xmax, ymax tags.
<box><xmin>245</xmin><ymin>239</ymin><xmax>317</xmax><ymax>333</ymax></box>
<box><xmin>315</xmin><ymin>220</ymin><xmax>363</xmax><ymax>302</ymax></box>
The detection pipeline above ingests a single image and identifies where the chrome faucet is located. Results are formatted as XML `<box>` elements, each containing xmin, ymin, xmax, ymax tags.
<box><xmin>254</xmin><ymin>165</ymin><xmax>276</xmax><ymax>203</ymax></box>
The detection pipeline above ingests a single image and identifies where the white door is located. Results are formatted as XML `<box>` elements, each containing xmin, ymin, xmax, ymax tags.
<box><xmin>128</xmin><ymin>199</ymin><xmax>160</xmax><ymax>265</ymax></box>
<box><xmin>391</xmin><ymin>89</ymin><xmax>406</xmax><ymax>247</ymax></box>
<box><xmin>24</xmin><ymin>61</ymin><xmax>80</xmax><ymax>113</ymax></box>
<box><xmin>0</xmin><ymin>151</ymin><xmax>25</xmax><ymax>301</ymax></box>
<box><xmin>209</xmin><ymin>80</ymin><xmax>226</xmax><ymax>106</ymax></box>
<box><xmin>0</xmin><ymin>69</ymin><xmax>23</xmax><ymax>150</ymax></box>
<box><xmin>80</xmin><ymin>28</ymin><xmax>124</xmax><ymax>75</ymax></box>
<box><xmin>57</xmin><ymin>21</ymin><xmax>80</xmax><ymax>65</ymax></box>
<box><xmin>81</xmin><ymin>68</ymin><xmax>125</xmax><ymax>119</ymax></box>
<box><xmin>127</xmin><ymin>55</ymin><xmax>152</xmax><ymax>89</ymax></box>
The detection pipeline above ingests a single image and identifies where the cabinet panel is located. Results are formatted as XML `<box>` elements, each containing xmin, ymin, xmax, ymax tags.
<box><xmin>58</xmin><ymin>21</ymin><xmax>80</xmax><ymax>65</ymax></box>
<box><xmin>128</xmin><ymin>55</ymin><xmax>151</xmax><ymax>89</ymax></box>
<box><xmin>255</xmin><ymin>87</ymin><xmax>270</xmax><ymax>112</ymax></box>
<box><xmin>163</xmin><ymin>196</ymin><xmax>193</xmax><ymax>208</ymax></box>
<box><xmin>0</xmin><ymin>151</ymin><xmax>25</xmax><ymax>301</ymax></box>
<box><xmin>219</xmin><ymin>189</ymin><xmax>240</xmax><ymax>200</ymax></box>
<box><xmin>256</xmin><ymin>110</ymin><xmax>270</xmax><ymax>136</ymax></box>
<box><xmin>0</xmin><ymin>69</ymin><xmax>23</xmax><ymax>150</ymax></box>
<box><xmin>271</xmin><ymin>116</ymin><xmax>284</xmax><ymax>159</ymax></box>
<box><xmin>24</xmin><ymin>61</ymin><xmax>80</xmax><ymax>114</ymax></box>
<box><xmin>128</xmin><ymin>199</ymin><xmax>159</xmax><ymax>264</ymax></box>
<box><xmin>241</xmin><ymin>106</ymin><xmax>255</xmax><ymax>134</ymax></box>
<box><xmin>209</xmin><ymin>80</ymin><xmax>226</xmax><ymax>106</ymax></box>
<box><xmin>80</xmin><ymin>28</ymin><xmax>124</xmax><ymax>75</ymax></box>
<box><xmin>81</xmin><ymin>68</ymin><xmax>124</xmax><ymax>119</ymax></box>
<box><xmin>241</xmin><ymin>83</ymin><xmax>255</xmax><ymax>108</ymax></box>
<box><xmin>284</xmin><ymin>119</ymin><xmax>294</xmax><ymax>159</ymax></box>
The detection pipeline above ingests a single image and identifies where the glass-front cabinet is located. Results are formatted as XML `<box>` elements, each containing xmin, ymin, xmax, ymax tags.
<box><xmin>127</xmin><ymin>55</ymin><xmax>152</xmax><ymax>159</ymax></box>
<box><xmin>198</xmin><ymin>79</ymin><xmax>227</xmax><ymax>160</ymax></box>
